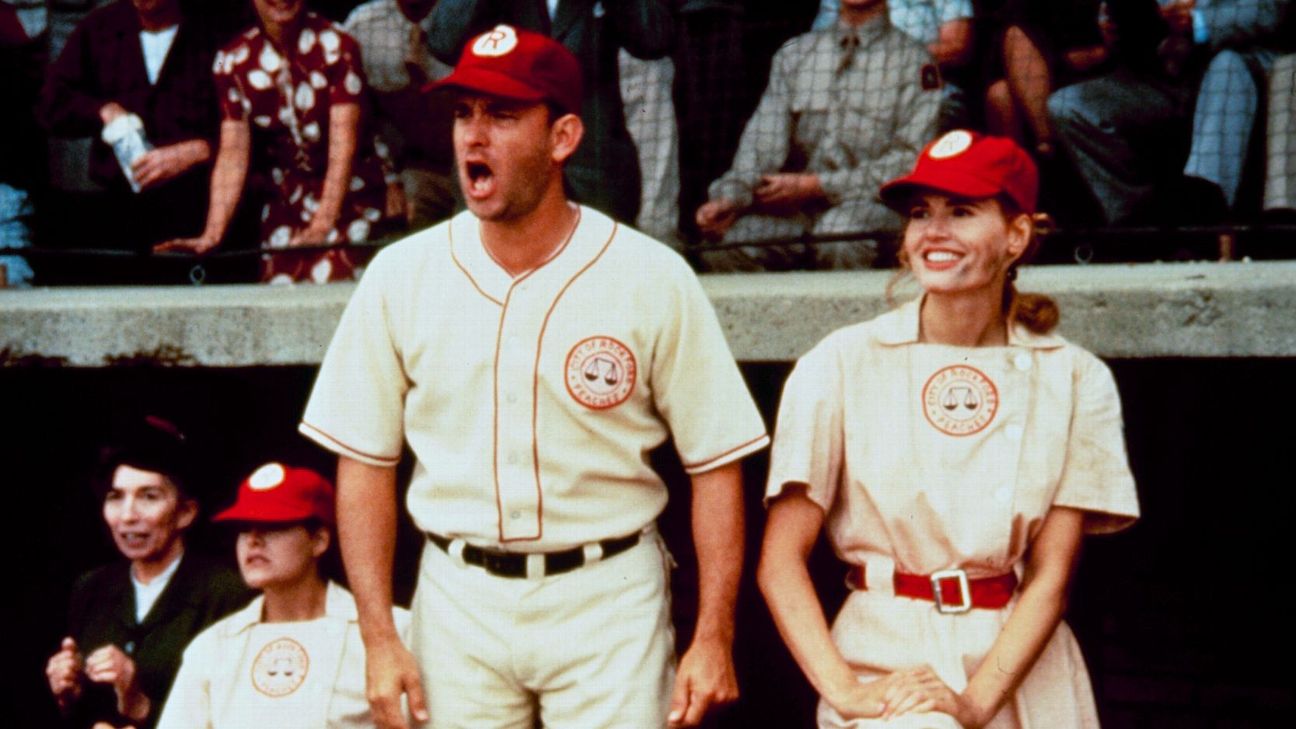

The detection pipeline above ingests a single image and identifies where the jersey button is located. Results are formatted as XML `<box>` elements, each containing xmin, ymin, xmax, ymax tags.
<box><xmin>510</xmin><ymin>510</ymin><xmax>521</xmax><ymax>520</ymax></box>
<box><xmin>993</xmin><ymin>486</ymin><xmax>1012</xmax><ymax>504</ymax></box>
<box><xmin>1004</xmin><ymin>423</ymin><xmax>1023</xmax><ymax>441</ymax></box>
<box><xmin>506</xmin><ymin>392</ymin><xmax>518</xmax><ymax>404</ymax></box>
<box><xmin>1013</xmin><ymin>352</ymin><xmax>1032</xmax><ymax>371</ymax></box>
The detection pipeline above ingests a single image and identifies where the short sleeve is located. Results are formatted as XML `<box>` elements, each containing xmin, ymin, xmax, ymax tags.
<box><xmin>322</xmin><ymin>26</ymin><xmax>367</xmax><ymax>106</ymax></box>
<box><xmin>650</xmin><ymin>264</ymin><xmax>768</xmax><ymax>475</ymax></box>
<box><xmin>213</xmin><ymin>46</ymin><xmax>250</xmax><ymax>122</ymax></box>
<box><xmin>764</xmin><ymin>341</ymin><xmax>844</xmax><ymax>511</ymax></box>
<box><xmin>300</xmin><ymin>259</ymin><xmax>408</xmax><ymax>466</ymax></box>
<box><xmin>1053</xmin><ymin>353</ymin><xmax>1140</xmax><ymax>534</ymax></box>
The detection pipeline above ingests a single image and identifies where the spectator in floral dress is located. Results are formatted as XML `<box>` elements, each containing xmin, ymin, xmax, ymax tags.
<box><xmin>157</xmin><ymin>0</ymin><xmax>392</xmax><ymax>284</ymax></box>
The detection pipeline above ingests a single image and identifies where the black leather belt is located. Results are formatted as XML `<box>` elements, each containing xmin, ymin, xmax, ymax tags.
<box><xmin>427</xmin><ymin>532</ymin><xmax>641</xmax><ymax>579</ymax></box>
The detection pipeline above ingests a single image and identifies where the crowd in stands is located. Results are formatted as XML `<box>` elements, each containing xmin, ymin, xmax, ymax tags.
<box><xmin>1</xmin><ymin>0</ymin><xmax>1293</xmax><ymax>287</ymax></box>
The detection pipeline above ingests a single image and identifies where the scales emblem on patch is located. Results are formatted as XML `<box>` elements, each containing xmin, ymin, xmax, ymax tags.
<box><xmin>251</xmin><ymin>637</ymin><xmax>310</xmax><ymax>697</ymax></box>
<box><xmin>565</xmin><ymin>336</ymin><xmax>637</xmax><ymax>410</ymax></box>
<box><xmin>922</xmin><ymin>365</ymin><xmax>999</xmax><ymax>436</ymax></box>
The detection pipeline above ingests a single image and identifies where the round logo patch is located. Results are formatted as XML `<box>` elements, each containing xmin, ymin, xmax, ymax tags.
<box><xmin>251</xmin><ymin>638</ymin><xmax>309</xmax><ymax>697</ymax></box>
<box><xmin>928</xmin><ymin>129</ymin><xmax>973</xmax><ymax>159</ymax></box>
<box><xmin>922</xmin><ymin>365</ymin><xmax>999</xmax><ymax>436</ymax></box>
<box><xmin>565</xmin><ymin>336</ymin><xmax>637</xmax><ymax>410</ymax></box>
<box><xmin>472</xmin><ymin>24</ymin><xmax>518</xmax><ymax>57</ymax></box>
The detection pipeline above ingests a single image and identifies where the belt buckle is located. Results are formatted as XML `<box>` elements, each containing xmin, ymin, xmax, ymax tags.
<box><xmin>930</xmin><ymin>568</ymin><xmax>972</xmax><ymax>614</ymax></box>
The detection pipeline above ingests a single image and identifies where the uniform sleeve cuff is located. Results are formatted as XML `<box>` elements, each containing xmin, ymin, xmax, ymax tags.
<box><xmin>298</xmin><ymin>421</ymin><xmax>401</xmax><ymax>467</ymax></box>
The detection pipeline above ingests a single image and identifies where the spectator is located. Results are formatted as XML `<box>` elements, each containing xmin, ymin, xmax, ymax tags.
<box><xmin>673</xmin><ymin>0</ymin><xmax>748</xmax><ymax>243</ymax></box>
<box><xmin>44</xmin><ymin>415</ymin><xmax>250</xmax><ymax>729</ymax></box>
<box><xmin>695</xmin><ymin>0</ymin><xmax>941</xmax><ymax>271</ymax></box>
<box><xmin>0</xmin><ymin>0</ymin><xmax>44</xmax><ymax>287</ymax></box>
<box><xmin>344</xmin><ymin>0</ymin><xmax>460</xmax><ymax>230</ymax></box>
<box><xmin>1265</xmin><ymin>52</ymin><xmax>1296</xmax><ymax>213</ymax></box>
<box><xmin>157</xmin><ymin>463</ymin><xmax>410</xmax><ymax>729</ymax></box>
<box><xmin>1049</xmin><ymin>0</ymin><xmax>1289</xmax><ymax>225</ymax></box>
<box><xmin>424</xmin><ymin>0</ymin><xmax>673</xmax><ymax>224</ymax></box>
<box><xmin>619</xmin><ymin>49</ymin><xmax>681</xmax><ymax>244</ymax></box>
<box><xmin>37</xmin><ymin>0</ymin><xmax>221</xmax><ymax>283</ymax></box>
<box><xmin>1173</xmin><ymin>0</ymin><xmax>1290</xmax><ymax>218</ymax></box>
<box><xmin>157</xmin><ymin>0</ymin><xmax>395</xmax><ymax>284</ymax></box>
<box><xmin>982</xmin><ymin>0</ymin><xmax>1108</xmax><ymax>158</ymax></box>
<box><xmin>813</xmin><ymin>0</ymin><xmax>974</xmax><ymax>129</ymax></box>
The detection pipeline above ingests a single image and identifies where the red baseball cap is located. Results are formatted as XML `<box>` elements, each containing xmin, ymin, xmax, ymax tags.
<box><xmin>214</xmin><ymin>463</ymin><xmax>335</xmax><ymax>525</ymax></box>
<box><xmin>427</xmin><ymin>24</ymin><xmax>583</xmax><ymax>115</ymax></box>
<box><xmin>880</xmin><ymin>130</ymin><xmax>1039</xmax><ymax>213</ymax></box>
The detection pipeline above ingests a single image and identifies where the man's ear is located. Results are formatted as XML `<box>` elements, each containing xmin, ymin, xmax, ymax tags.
<box><xmin>550</xmin><ymin>113</ymin><xmax>584</xmax><ymax>165</ymax></box>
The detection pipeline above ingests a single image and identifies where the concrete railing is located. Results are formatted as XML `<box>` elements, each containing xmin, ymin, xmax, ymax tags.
<box><xmin>3</xmin><ymin>261</ymin><xmax>1295</xmax><ymax>367</ymax></box>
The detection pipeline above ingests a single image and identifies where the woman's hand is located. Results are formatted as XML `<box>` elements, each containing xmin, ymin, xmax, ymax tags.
<box><xmin>154</xmin><ymin>235</ymin><xmax>220</xmax><ymax>255</ymax></box>
<box><xmin>879</xmin><ymin>665</ymin><xmax>985</xmax><ymax>726</ymax></box>
<box><xmin>131</xmin><ymin>140</ymin><xmax>211</xmax><ymax>190</ymax></box>
<box><xmin>822</xmin><ymin>673</ymin><xmax>892</xmax><ymax>720</ymax></box>
<box><xmin>290</xmin><ymin>219</ymin><xmax>336</xmax><ymax>247</ymax></box>
<box><xmin>84</xmin><ymin>644</ymin><xmax>150</xmax><ymax>720</ymax></box>
<box><xmin>45</xmin><ymin>637</ymin><xmax>84</xmax><ymax>709</ymax></box>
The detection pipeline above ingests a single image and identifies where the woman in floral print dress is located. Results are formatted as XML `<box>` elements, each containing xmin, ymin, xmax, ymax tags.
<box><xmin>158</xmin><ymin>0</ymin><xmax>392</xmax><ymax>283</ymax></box>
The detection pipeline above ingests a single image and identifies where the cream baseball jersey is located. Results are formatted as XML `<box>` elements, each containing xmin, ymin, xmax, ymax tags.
<box><xmin>301</xmin><ymin>206</ymin><xmax>768</xmax><ymax>549</ymax></box>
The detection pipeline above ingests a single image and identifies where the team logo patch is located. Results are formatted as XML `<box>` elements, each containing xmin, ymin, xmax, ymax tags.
<box><xmin>251</xmin><ymin>638</ymin><xmax>309</xmax><ymax>697</ymax></box>
<box><xmin>928</xmin><ymin>130</ymin><xmax>973</xmax><ymax>159</ymax></box>
<box><xmin>922</xmin><ymin>365</ymin><xmax>999</xmax><ymax>436</ymax></box>
<box><xmin>472</xmin><ymin>25</ymin><xmax>518</xmax><ymax>57</ymax></box>
<box><xmin>565</xmin><ymin>336</ymin><xmax>637</xmax><ymax>410</ymax></box>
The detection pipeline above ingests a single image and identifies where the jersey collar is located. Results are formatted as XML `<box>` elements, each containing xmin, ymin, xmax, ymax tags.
<box><xmin>876</xmin><ymin>295</ymin><xmax>1066</xmax><ymax>349</ymax></box>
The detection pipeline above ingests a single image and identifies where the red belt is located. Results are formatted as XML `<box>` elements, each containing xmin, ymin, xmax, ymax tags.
<box><xmin>849</xmin><ymin>564</ymin><xmax>1018</xmax><ymax>613</ymax></box>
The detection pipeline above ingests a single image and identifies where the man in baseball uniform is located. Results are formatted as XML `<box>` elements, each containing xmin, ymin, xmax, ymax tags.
<box><xmin>299</xmin><ymin>24</ymin><xmax>769</xmax><ymax>729</ymax></box>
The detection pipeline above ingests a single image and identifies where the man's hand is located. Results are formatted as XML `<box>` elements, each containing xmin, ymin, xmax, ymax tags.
<box><xmin>46</xmin><ymin>637</ymin><xmax>84</xmax><ymax>709</ymax></box>
<box><xmin>667</xmin><ymin>636</ymin><xmax>738</xmax><ymax>727</ymax></box>
<box><xmin>131</xmin><ymin>141</ymin><xmax>209</xmax><ymax>190</ymax></box>
<box><xmin>752</xmin><ymin>173</ymin><xmax>824</xmax><ymax>216</ymax></box>
<box><xmin>365</xmin><ymin>636</ymin><xmax>428</xmax><ymax>729</ymax></box>
<box><xmin>695</xmin><ymin>199</ymin><xmax>741</xmax><ymax>240</ymax></box>
<box><xmin>84</xmin><ymin>644</ymin><xmax>149</xmax><ymax>720</ymax></box>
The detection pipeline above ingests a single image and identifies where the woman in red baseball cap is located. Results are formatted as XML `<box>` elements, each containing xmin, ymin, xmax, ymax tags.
<box><xmin>156</xmin><ymin>463</ymin><xmax>409</xmax><ymax>729</ymax></box>
<box><xmin>758</xmin><ymin>131</ymin><xmax>1139</xmax><ymax>728</ymax></box>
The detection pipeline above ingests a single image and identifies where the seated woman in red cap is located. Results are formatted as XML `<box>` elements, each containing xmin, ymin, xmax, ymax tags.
<box><xmin>757</xmin><ymin>130</ymin><xmax>1140</xmax><ymax>728</ymax></box>
<box><xmin>156</xmin><ymin>463</ymin><xmax>409</xmax><ymax>729</ymax></box>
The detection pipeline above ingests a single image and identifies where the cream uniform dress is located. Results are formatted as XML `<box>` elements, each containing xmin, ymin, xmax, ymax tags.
<box><xmin>157</xmin><ymin>582</ymin><xmax>411</xmax><ymax>729</ymax></box>
<box><xmin>766</xmin><ymin>298</ymin><xmax>1139</xmax><ymax>729</ymax></box>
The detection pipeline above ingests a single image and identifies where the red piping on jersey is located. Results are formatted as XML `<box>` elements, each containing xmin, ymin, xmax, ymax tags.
<box><xmin>491</xmin><ymin>210</ymin><xmax>583</xmax><ymax>544</ymax></box>
<box><xmin>683</xmin><ymin>433</ymin><xmax>771</xmax><ymax>474</ymax></box>
<box><xmin>525</xmin><ymin>221</ymin><xmax>619</xmax><ymax>543</ymax></box>
<box><xmin>449</xmin><ymin>221</ymin><xmax>504</xmax><ymax>307</ymax></box>
<box><xmin>299</xmin><ymin>421</ymin><xmax>401</xmax><ymax>466</ymax></box>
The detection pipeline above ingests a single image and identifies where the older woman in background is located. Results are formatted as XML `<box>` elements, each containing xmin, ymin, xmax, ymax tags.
<box><xmin>45</xmin><ymin>416</ymin><xmax>249</xmax><ymax>729</ymax></box>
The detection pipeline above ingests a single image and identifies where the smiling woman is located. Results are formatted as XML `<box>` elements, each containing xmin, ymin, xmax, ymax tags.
<box><xmin>758</xmin><ymin>131</ymin><xmax>1139</xmax><ymax>728</ymax></box>
<box><xmin>45</xmin><ymin>416</ymin><xmax>249</xmax><ymax>729</ymax></box>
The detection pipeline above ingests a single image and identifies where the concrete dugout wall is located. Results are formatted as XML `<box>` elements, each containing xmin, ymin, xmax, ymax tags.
<box><xmin>2</xmin><ymin>261</ymin><xmax>1293</xmax><ymax>727</ymax></box>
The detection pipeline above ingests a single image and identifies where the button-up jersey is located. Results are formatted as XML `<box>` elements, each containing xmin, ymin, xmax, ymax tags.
<box><xmin>302</xmin><ymin>207</ymin><xmax>768</xmax><ymax>549</ymax></box>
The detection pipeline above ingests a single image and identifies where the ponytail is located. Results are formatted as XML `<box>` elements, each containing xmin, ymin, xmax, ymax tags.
<box><xmin>1003</xmin><ymin>210</ymin><xmax>1059</xmax><ymax>334</ymax></box>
